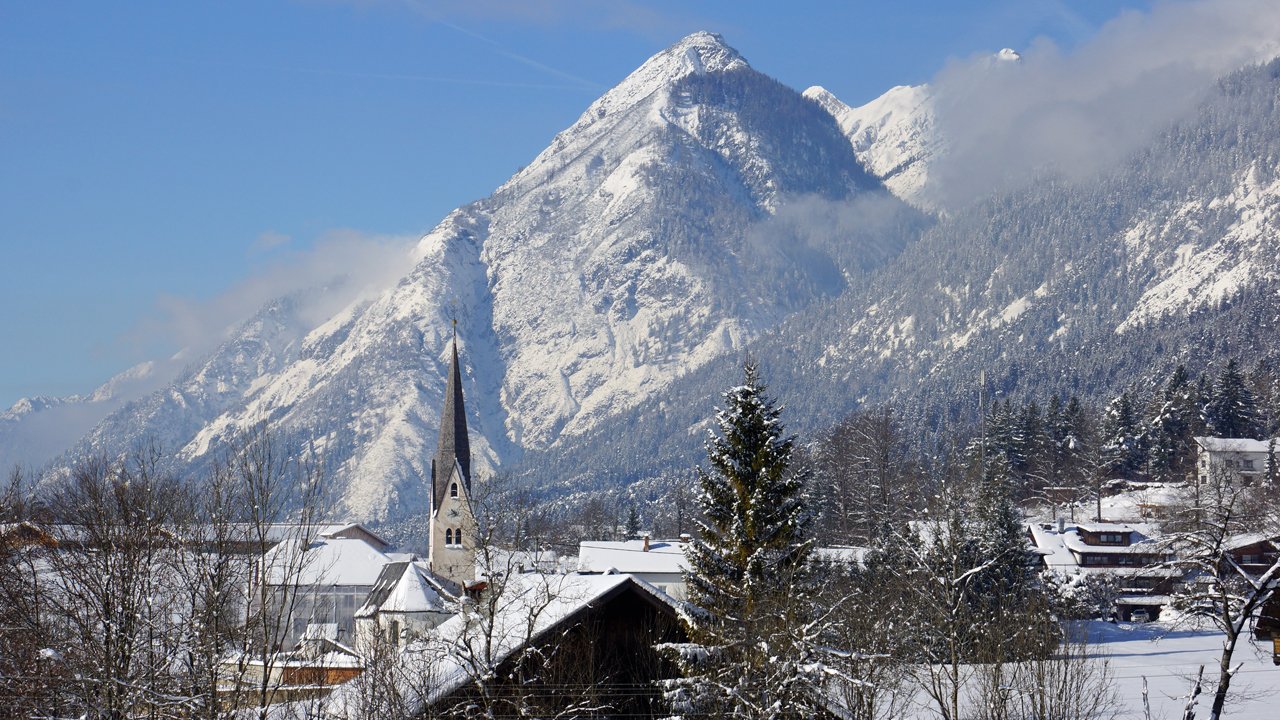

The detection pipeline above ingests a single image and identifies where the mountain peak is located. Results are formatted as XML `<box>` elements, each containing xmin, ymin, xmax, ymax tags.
<box><xmin>609</xmin><ymin>30</ymin><xmax>747</xmax><ymax>96</ymax></box>
<box><xmin>667</xmin><ymin>31</ymin><xmax>741</xmax><ymax>68</ymax></box>
<box><xmin>501</xmin><ymin>31</ymin><xmax>749</xmax><ymax>194</ymax></box>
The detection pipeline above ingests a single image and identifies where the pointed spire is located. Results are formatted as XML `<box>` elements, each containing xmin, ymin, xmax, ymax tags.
<box><xmin>432</xmin><ymin>326</ymin><xmax>472</xmax><ymax>512</ymax></box>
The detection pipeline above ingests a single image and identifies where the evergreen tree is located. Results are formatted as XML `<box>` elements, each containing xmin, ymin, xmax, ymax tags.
<box><xmin>666</xmin><ymin>363</ymin><xmax>818</xmax><ymax>719</ymax></box>
<box><xmin>1099</xmin><ymin>392</ymin><xmax>1145</xmax><ymax>480</ymax></box>
<box><xmin>625</xmin><ymin>503</ymin><xmax>641</xmax><ymax>538</ymax></box>
<box><xmin>972</xmin><ymin>464</ymin><xmax>1053</xmax><ymax>660</ymax></box>
<box><xmin>1059</xmin><ymin>395</ymin><xmax>1093</xmax><ymax>497</ymax></box>
<box><xmin>1147</xmin><ymin>365</ymin><xmax>1200</xmax><ymax>483</ymax></box>
<box><xmin>1205</xmin><ymin>359</ymin><xmax>1263</xmax><ymax>438</ymax></box>
<box><xmin>1044</xmin><ymin>394</ymin><xmax>1068</xmax><ymax>489</ymax></box>
<box><xmin>1016</xmin><ymin>400</ymin><xmax>1047</xmax><ymax>496</ymax></box>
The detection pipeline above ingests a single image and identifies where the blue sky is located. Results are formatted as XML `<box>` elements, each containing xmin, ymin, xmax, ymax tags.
<box><xmin>0</xmin><ymin>0</ymin><xmax>1155</xmax><ymax>406</ymax></box>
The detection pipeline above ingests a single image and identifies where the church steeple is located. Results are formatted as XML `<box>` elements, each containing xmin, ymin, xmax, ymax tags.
<box><xmin>429</xmin><ymin>322</ymin><xmax>477</xmax><ymax>591</ymax></box>
<box><xmin>432</xmin><ymin>323</ymin><xmax>472</xmax><ymax>513</ymax></box>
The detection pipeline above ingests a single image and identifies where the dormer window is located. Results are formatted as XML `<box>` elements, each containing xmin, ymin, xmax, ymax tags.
<box><xmin>450</xmin><ymin>482</ymin><xmax>458</xmax><ymax>498</ymax></box>
<box><xmin>446</xmin><ymin>529</ymin><xmax>454</xmax><ymax>545</ymax></box>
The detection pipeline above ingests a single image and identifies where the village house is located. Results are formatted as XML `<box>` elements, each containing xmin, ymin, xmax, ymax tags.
<box><xmin>1220</xmin><ymin>533</ymin><xmax>1280</xmax><ymax>639</ymax></box>
<box><xmin>262</xmin><ymin>524</ymin><xmax>404</xmax><ymax>649</ymax></box>
<box><xmin>1194</xmin><ymin>436</ymin><xmax>1278</xmax><ymax>485</ymax></box>
<box><xmin>577</xmin><ymin>535</ymin><xmax>690</xmax><ymax>599</ymax></box>
<box><xmin>1028</xmin><ymin>520</ymin><xmax>1179</xmax><ymax>621</ymax></box>
<box><xmin>328</xmin><ymin>573</ymin><xmax>687</xmax><ymax>718</ymax></box>
<box><xmin>353</xmin><ymin>560</ymin><xmax>456</xmax><ymax>648</ymax></box>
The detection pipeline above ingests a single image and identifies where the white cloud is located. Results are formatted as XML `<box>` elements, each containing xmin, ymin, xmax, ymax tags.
<box><xmin>925</xmin><ymin>0</ymin><xmax>1280</xmax><ymax>209</ymax></box>
<box><xmin>140</xmin><ymin>228</ymin><xmax>417</xmax><ymax>361</ymax></box>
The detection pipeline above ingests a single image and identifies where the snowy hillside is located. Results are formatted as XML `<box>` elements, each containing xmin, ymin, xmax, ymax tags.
<box><xmin>1</xmin><ymin>361</ymin><xmax>163</xmax><ymax>472</ymax></box>
<box><xmin>804</xmin><ymin>84</ymin><xmax>935</xmax><ymax>207</ymax></box>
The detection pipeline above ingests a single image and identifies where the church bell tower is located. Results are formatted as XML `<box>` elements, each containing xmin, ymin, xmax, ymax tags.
<box><xmin>428</xmin><ymin>323</ymin><xmax>476</xmax><ymax>590</ymax></box>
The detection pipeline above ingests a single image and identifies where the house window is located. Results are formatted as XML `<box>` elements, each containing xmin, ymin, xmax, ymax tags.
<box><xmin>446</xmin><ymin>529</ymin><xmax>453</xmax><ymax>545</ymax></box>
<box><xmin>1243</xmin><ymin>554</ymin><xmax>1261</xmax><ymax>565</ymax></box>
<box><xmin>450</xmin><ymin>482</ymin><xmax>458</xmax><ymax>498</ymax></box>
<box><xmin>1243</xmin><ymin>460</ymin><xmax>1255</xmax><ymax>470</ymax></box>
<box><xmin>454</xmin><ymin>529</ymin><xmax>461</xmax><ymax>546</ymax></box>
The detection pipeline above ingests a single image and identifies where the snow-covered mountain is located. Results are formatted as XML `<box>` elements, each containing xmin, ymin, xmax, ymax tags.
<box><xmin>1</xmin><ymin>361</ymin><xmax>166</xmax><ymax>472</ymax></box>
<box><xmin>803</xmin><ymin>84</ymin><xmax>935</xmax><ymax>207</ymax></box>
<box><xmin>55</xmin><ymin>32</ymin><xmax>897</xmax><ymax>520</ymax></box>
<box><xmin>27</xmin><ymin>37</ymin><xmax>1280</xmax><ymax>524</ymax></box>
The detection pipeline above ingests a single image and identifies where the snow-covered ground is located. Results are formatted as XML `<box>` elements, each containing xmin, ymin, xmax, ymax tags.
<box><xmin>1093</xmin><ymin>620</ymin><xmax>1278</xmax><ymax>720</ymax></box>
<box><xmin>896</xmin><ymin>620</ymin><xmax>1280</xmax><ymax>720</ymax></box>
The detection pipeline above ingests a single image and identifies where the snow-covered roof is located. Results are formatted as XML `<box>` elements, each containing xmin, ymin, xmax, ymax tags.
<box><xmin>577</xmin><ymin>539</ymin><xmax>688</xmax><ymax>574</ymax></box>
<box><xmin>1061</xmin><ymin>532</ymin><xmax>1159</xmax><ymax>555</ymax></box>
<box><xmin>263</xmin><ymin>534</ymin><xmax>392</xmax><ymax>587</ymax></box>
<box><xmin>1028</xmin><ymin>522</ymin><xmax>1169</xmax><ymax>576</ymax></box>
<box><xmin>301</xmin><ymin>623</ymin><xmax>339</xmax><ymax>641</ymax></box>
<box><xmin>477</xmin><ymin>547</ymin><xmax>561</xmax><ymax>578</ymax></box>
<box><xmin>1075</xmin><ymin>522</ymin><xmax>1135</xmax><ymax>534</ymax></box>
<box><xmin>356</xmin><ymin>561</ymin><xmax>455</xmax><ymax>618</ymax></box>
<box><xmin>1224</xmin><ymin>533</ymin><xmax>1280</xmax><ymax>552</ymax></box>
<box><xmin>1114</xmin><ymin>594</ymin><xmax>1173</xmax><ymax>606</ymax></box>
<box><xmin>328</xmin><ymin>573</ymin><xmax>677</xmax><ymax>716</ymax></box>
<box><xmin>1195</xmin><ymin>436</ymin><xmax>1276</xmax><ymax>453</ymax></box>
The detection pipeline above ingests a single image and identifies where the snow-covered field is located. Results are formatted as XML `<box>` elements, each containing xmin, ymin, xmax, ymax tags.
<box><xmin>1096</xmin><ymin>620</ymin><xmax>1279</xmax><ymax>720</ymax></box>
<box><xmin>898</xmin><ymin>620</ymin><xmax>1279</xmax><ymax>719</ymax></box>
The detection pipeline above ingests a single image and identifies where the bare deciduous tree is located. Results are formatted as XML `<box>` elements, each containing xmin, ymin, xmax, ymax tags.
<box><xmin>1163</xmin><ymin>465</ymin><xmax>1280</xmax><ymax>720</ymax></box>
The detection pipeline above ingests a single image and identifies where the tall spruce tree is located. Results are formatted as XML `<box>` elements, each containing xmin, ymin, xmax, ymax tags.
<box><xmin>1147</xmin><ymin>365</ymin><xmax>1201</xmax><ymax>483</ymax></box>
<box><xmin>1205</xmin><ymin>359</ymin><xmax>1263</xmax><ymax>439</ymax></box>
<box><xmin>1100</xmin><ymin>392</ymin><xmax>1146</xmax><ymax>480</ymax></box>
<box><xmin>666</xmin><ymin>363</ymin><xmax>818</xmax><ymax>719</ymax></box>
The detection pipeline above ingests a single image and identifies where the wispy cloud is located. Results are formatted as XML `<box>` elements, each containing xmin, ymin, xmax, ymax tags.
<box><xmin>138</xmin><ymin>229</ymin><xmax>417</xmax><ymax>359</ymax></box>
<box><xmin>925</xmin><ymin>0</ymin><xmax>1280</xmax><ymax>209</ymax></box>
<box><xmin>313</xmin><ymin>0</ymin><xmax>703</xmax><ymax>90</ymax></box>
<box><xmin>434</xmin><ymin>19</ymin><xmax>602</xmax><ymax>90</ymax></box>
<box><xmin>250</xmin><ymin>230</ymin><xmax>292</xmax><ymax>254</ymax></box>
<box><xmin>388</xmin><ymin>0</ymin><xmax>691</xmax><ymax>39</ymax></box>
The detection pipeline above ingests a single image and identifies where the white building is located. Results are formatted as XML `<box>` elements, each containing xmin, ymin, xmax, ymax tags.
<box><xmin>262</xmin><ymin>523</ymin><xmax>401</xmax><ymax>648</ymax></box>
<box><xmin>1194</xmin><ymin>436</ymin><xmax>1277</xmax><ymax>485</ymax></box>
<box><xmin>354</xmin><ymin>560</ymin><xmax>456</xmax><ymax>647</ymax></box>
<box><xmin>577</xmin><ymin>536</ymin><xmax>689</xmax><ymax>599</ymax></box>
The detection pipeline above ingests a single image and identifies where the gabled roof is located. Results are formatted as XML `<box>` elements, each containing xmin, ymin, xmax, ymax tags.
<box><xmin>327</xmin><ymin>573</ymin><xmax>679</xmax><ymax>717</ymax></box>
<box><xmin>1224</xmin><ymin>533</ymin><xmax>1280</xmax><ymax>553</ymax></box>
<box><xmin>577</xmin><ymin>539</ymin><xmax>688</xmax><ymax>574</ymax></box>
<box><xmin>1195</xmin><ymin>436</ymin><xmax>1277</xmax><ymax>453</ymax></box>
<box><xmin>263</xmin><ymin>534</ymin><xmax>392</xmax><ymax>587</ymax></box>
<box><xmin>0</xmin><ymin>521</ymin><xmax>58</xmax><ymax>550</ymax></box>
<box><xmin>355</xmin><ymin>561</ymin><xmax>455</xmax><ymax>618</ymax></box>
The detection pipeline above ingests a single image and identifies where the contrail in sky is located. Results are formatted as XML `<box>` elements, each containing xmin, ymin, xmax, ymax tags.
<box><xmin>435</xmin><ymin>19</ymin><xmax>604</xmax><ymax>91</ymax></box>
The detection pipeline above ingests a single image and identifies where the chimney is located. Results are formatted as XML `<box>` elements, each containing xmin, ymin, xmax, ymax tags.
<box><xmin>642</xmin><ymin>534</ymin><xmax>650</xmax><ymax>552</ymax></box>
<box><xmin>1057</xmin><ymin>517</ymin><xmax>1065</xmax><ymax>534</ymax></box>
